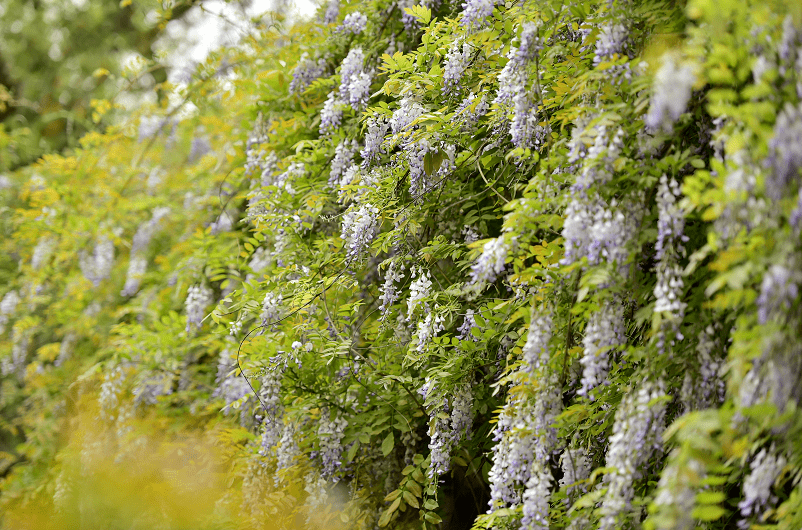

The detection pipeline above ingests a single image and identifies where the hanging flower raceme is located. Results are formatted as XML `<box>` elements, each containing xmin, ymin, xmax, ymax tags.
<box><xmin>738</xmin><ymin>447</ymin><xmax>787</xmax><ymax>528</ymax></box>
<box><xmin>79</xmin><ymin>235</ymin><xmax>115</xmax><ymax>287</ymax></box>
<box><xmin>766</xmin><ymin>102</ymin><xmax>802</xmax><ymax>200</ymax></box>
<box><xmin>653</xmin><ymin>175</ymin><xmax>688</xmax><ymax>352</ymax></box>
<box><xmin>361</xmin><ymin>116</ymin><xmax>389</xmax><ymax>168</ymax></box>
<box><xmin>185</xmin><ymin>284</ymin><xmax>213</xmax><ymax>333</ymax></box>
<box><xmin>459</xmin><ymin>0</ymin><xmax>495</xmax><ymax>31</ymax></box>
<box><xmin>322</xmin><ymin>0</ymin><xmax>339</xmax><ymax>24</ymax></box>
<box><xmin>289</xmin><ymin>53</ymin><xmax>328</xmax><ymax>94</ymax></box>
<box><xmin>121</xmin><ymin>207</ymin><xmax>170</xmax><ymax>297</ymax></box>
<box><xmin>644</xmin><ymin>53</ymin><xmax>696</xmax><ymax>133</ymax></box>
<box><xmin>378</xmin><ymin>259</ymin><xmax>405</xmax><ymax>319</ymax></box>
<box><xmin>442</xmin><ymin>39</ymin><xmax>471</xmax><ymax>94</ymax></box>
<box><xmin>340</xmin><ymin>202</ymin><xmax>380</xmax><ymax>260</ymax></box>
<box><xmin>599</xmin><ymin>379</ymin><xmax>667</xmax><ymax>530</ymax></box>
<box><xmin>468</xmin><ymin>236</ymin><xmax>511</xmax><ymax>289</ymax></box>
<box><xmin>317</xmin><ymin>407</ymin><xmax>348</xmax><ymax>482</ymax></box>
<box><xmin>425</xmin><ymin>382</ymin><xmax>474</xmax><ymax>478</ymax></box>
<box><xmin>320</xmin><ymin>92</ymin><xmax>345</xmax><ymax>135</ymax></box>
<box><xmin>578</xmin><ymin>299</ymin><xmax>624</xmax><ymax>399</ymax></box>
<box><xmin>338</xmin><ymin>11</ymin><xmax>367</xmax><ymax>34</ymax></box>
<box><xmin>329</xmin><ymin>139</ymin><xmax>359</xmax><ymax>188</ymax></box>
<box><xmin>0</xmin><ymin>290</ymin><xmax>20</xmax><ymax>334</ymax></box>
<box><xmin>339</xmin><ymin>47</ymin><xmax>372</xmax><ymax>109</ymax></box>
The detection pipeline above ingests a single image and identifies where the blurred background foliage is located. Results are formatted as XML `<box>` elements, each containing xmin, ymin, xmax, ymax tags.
<box><xmin>0</xmin><ymin>0</ymin><xmax>275</xmax><ymax>172</ymax></box>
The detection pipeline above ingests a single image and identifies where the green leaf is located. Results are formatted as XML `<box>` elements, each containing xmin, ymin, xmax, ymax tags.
<box><xmin>691</xmin><ymin>505</ymin><xmax>727</xmax><ymax>521</ymax></box>
<box><xmin>695</xmin><ymin>491</ymin><xmax>725</xmax><ymax>504</ymax></box>
<box><xmin>402</xmin><ymin>490</ymin><xmax>419</xmax><ymax>508</ymax></box>
<box><xmin>381</xmin><ymin>431</ymin><xmax>395</xmax><ymax>456</ymax></box>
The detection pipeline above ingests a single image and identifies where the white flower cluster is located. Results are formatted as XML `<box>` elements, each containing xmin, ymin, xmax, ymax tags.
<box><xmin>487</xmin><ymin>400</ymin><xmax>534</xmax><ymax>508</ymax></box>
<box><xmin>339</xmin><ymin>47</ymin><xmax>372</xmax><ymax>109</ymax></box>
<box><xmin>522</xmin><ymin>308</ymin><xmax>553</xmax><ymax>373</ymax></box>
<box><xmin>573</xmin><ymin>124</ymin><xmax>625</xmax><ymax>190</ymax></box>
<box><xmin>122</xmin><ymin>207</ymin><xmax>169</xmax><ymax>297</ymax></box>
<box><xmin>655</xmin><ymin>175</ymin><xmax>687</xmax><ymax>261</ymax></box>
<box><xmin>213</xmin><ymin>348</ymin><xmax>252</xmax><ymax>423</ymax></box>
<box><xmin>654</xmin><ymin>263</ymin><xmax>686</xmax><ymax>349</ymax></box>
<box><xmin>559</xmin><ymin>445</ymin><xmax>590</xmax><ymax>500</ymax></box>
<box><xmin>289</xmin><ymin>53</ymin><xmax>328</xmax><ymax>94</ymax></box>
<box><xmin>258</xmin><ymin>367</ymin><xmax>285</xmax><ymax>455</ymax></box>
<box><xmin>599</xmin><ymin>379</ymin><xmax>667</xmax><ymax>530</ymax></box>
<box><xmin>32</xmin><ymin>236</ymin><xmax>55</xmax><ymax>271</ymax></box>
<box><xmin>322</xmin><ymin>0</ymin><xmax>339</xmax><ymax>23</ymax></box>
<box><xmin>319</xmin><ymin>92</ymin><xmax>345</xmax><ymax>135</ymax></box>
<box><xmin>99</xmin><ymin>365</ymin><xmax>126</xmax><ymax>422</ymax></box>
<box><xmin>645</xmin><ymin>53</ymin><xmax>696</xmax><ymax>133</ymax></box>
<box><xmin>427</xmin><ymin>383</ymin><xmax>474</xmax><ymax>477</ymax></box>
<box><xmin>406</xmin><ymin>137</ymin><xmax>431</xmax><ymax>198</ymax></box>
<box><xmin>379</xmin><ymin>259</ymin><xmax>404</xmax><ymax>319</ymax></box>
<box><xmin>361</xmin><ymin>117</ymin><xmax>389</xmax><ymax>168</ymax></box>
<box><xmin>443</xmin><ymin>39</ymin><xmax>471</xmax><ymax>94</ymax></box>
<box><xmin>459</xmin><ymin>0</ymin><xmax>495</xmax><ymax>30</ymax></box>
<box><xmin>680</xmin><ymin>324</ymin><xmax>726</xmax><ymax>411</ymax></box>
<box><xmin>185</xmin><ymin>284</ymin><xmax>213</xmax><ymax>333</ymax></box>
<box><xmin>651</xmin><ymin>452</ymin><xmax>705</xmax><ymax>530</ymax></box>
<box><xmin>304</xmin><ymin>473</ymin><xmax>329</xmax><ymax>525</ymax></box>
<box><xmin>469</xmin><ymin>237</ymin><xmax>510</xmax><ymax>288</ymax></box>
<box><xmin>260</xmin><ymin>292</ymin><xmax>283</xmax><ymax>330</ymax></box>
<box><xmin>0</xmin><ymin>290</ymin><xmax>20</xmax><ymax>334</ymax></box>
<box><xmin>79</xmin><ymin>236</ymin><xmax>115</xmax><ymax>287</ymax></box>
<box><xmin>521</xmin><ymin>463</ymin><xmax>552</xmax><ymax>530</ymax></box>
<box><xmin>338</xmin><ymin>11</ymin><xmax>367</xmax><ymax>34</ymax></box>
<box><xmin>756</xmin><ymin>264</ymin><xmax>798</xmax><ymax>324</ymax></box>
<box><xmin>390</xmin><ymin>96</ymin><xmax>425</xmax><ymax>135</ymax></box>
<box><xmin>738</xmin><ymin>448</ymin><xmax>786</xmax><ymax>527</ymax></box>
<box><xmin>579</xmin><ymin>300</ymin><xmax>624</xmax><ymax>399</ymax></box>
<box><xmin>766</xmin><ymin>103</ymin><xmax>802</xmax><ymax>200</ymax></box>
<box><xmin>457</xmin><ymin>309</ymin><xmax>479</xmax><ymax>341</ymax></box>
<box><xmin>275</xmin><ymin>422</ymin><xmax>300</xmax><ymax>484</ymax></box>
<box><xmin>488</xmin><ymin>378</ymin><xmax>561</xmax><ymax>513</ymax></box>
<box><xmin>406</xmin><ymin>267</ymin><xmax>433</xmax><ymax>320</ymax></box>
<box><xmin>455</xmin><ymin>92</ymin><xmax>489</xmax><ymax>131</ymax></box>
<box><xmin>415</xmin><ymin>310</ymin><xmax>445</xmax><ymax>354</ymax></box>
<box><xmin>329</xmin><ymin>139</ymin><xmax>358</xmax><ymax>188</ymax></box>
<box><xmin>562</xmin><ymin>197</ymin><xmax>637</xmax><ymax>268</ymax></box>
<box><xmin>593</xmin><ymin>22</ymin><xmax>629</xmax><ymax>73</ymax></box>
<box><xmin>494</xmin><ymin>23</ymin><xmax>548</xmax><ymax>149</ymax></box>
<box><xmin>2</xmin><ymin>328</ymin><xmax>30</xmax><ymax>380</ymax></box>
<box><xmin>340</xmin><ymin>202</ymin><xmax>379</xmax><ymax>260</ymax></box>
<box><xmin>317</xmin><ymin>407</ymin><xmax>348</xmax><ymax>482</ymax></box>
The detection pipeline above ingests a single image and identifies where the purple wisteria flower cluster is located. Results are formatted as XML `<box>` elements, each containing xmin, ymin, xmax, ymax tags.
<box><xmin>79</xmin><ymin>236</ymin><xmax>114</xmax><ymax>287</ymax></box>
<box><xmin>599</xmin><ymin>379</ymin><xmax>667</xmax><ymax>530</ymax></box>
<box><xmin>578</xmin><ymin>299</ymin><xmax>624</xmax><ymax>399</ymax></box>
<box><xmin>289</xmin><ymin>53</ymin><xmax>328</xmax><ymax>95</ymax></box>
<box><xmin>459</xmin><ymin>0</ymin><xmax>495</xmax><ymax>31</ymax></box>
<box><xmin>339</xmin><ymin>48</ymin><xmax>373</xmax><ymax>109</ymax></box>
<box><xmin>494</xmin><ymin>23</ymin><xmax>549</xmax><ymax>150</ymax></box>
<box><xmin>442</xmin><ymin>39</ymin><xmax>471</xmax><ymax>94</ymax></box>
<box><xmin>317</xmin><ymin>407</ymin><xmax>348</xmax><ymax>482</ymax></box>
<box><xmin>338</xmin><ymin>12</ymin><xmax>367</xmax><ymax>34</ymax></box>
<box><xmin>340</xmin><ymin>202</ymin><xmax>380</xmax><ymax>260</ymax></box>
<box><xmin>645</xmin><ymin>54</ymin><xmax>696</xmax><ymax>133</ymax></box>
<box><xmin>121</xmin><ymin>207</ymin><xmax>170</xmax><ymax>297</ymax></box>
<box><xmin>185</xmin><ymin>284</ymin><xmax>213</xmax><ymax>333</ymax></box>
<box><xmin>653</xmin><ymin>175</ymin><xmax>688</xmax><ymax>352</ymax></box>
<box><xmin>425</xmin><ymin>383</ymin><xmax>473</xmax><ymax>478</ymax></box>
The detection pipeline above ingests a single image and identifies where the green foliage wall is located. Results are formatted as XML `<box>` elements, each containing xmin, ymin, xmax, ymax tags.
<box><xmin>1</xmin><ymin>0</ymin><xmax>802</xmax><ymax>528</ymax></box>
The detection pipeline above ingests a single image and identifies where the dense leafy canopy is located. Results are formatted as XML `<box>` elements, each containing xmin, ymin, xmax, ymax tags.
<box><xmin>2</xmin><ymin>0</ymin><xmax>802</xmax><ymax>528</ymax></box>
